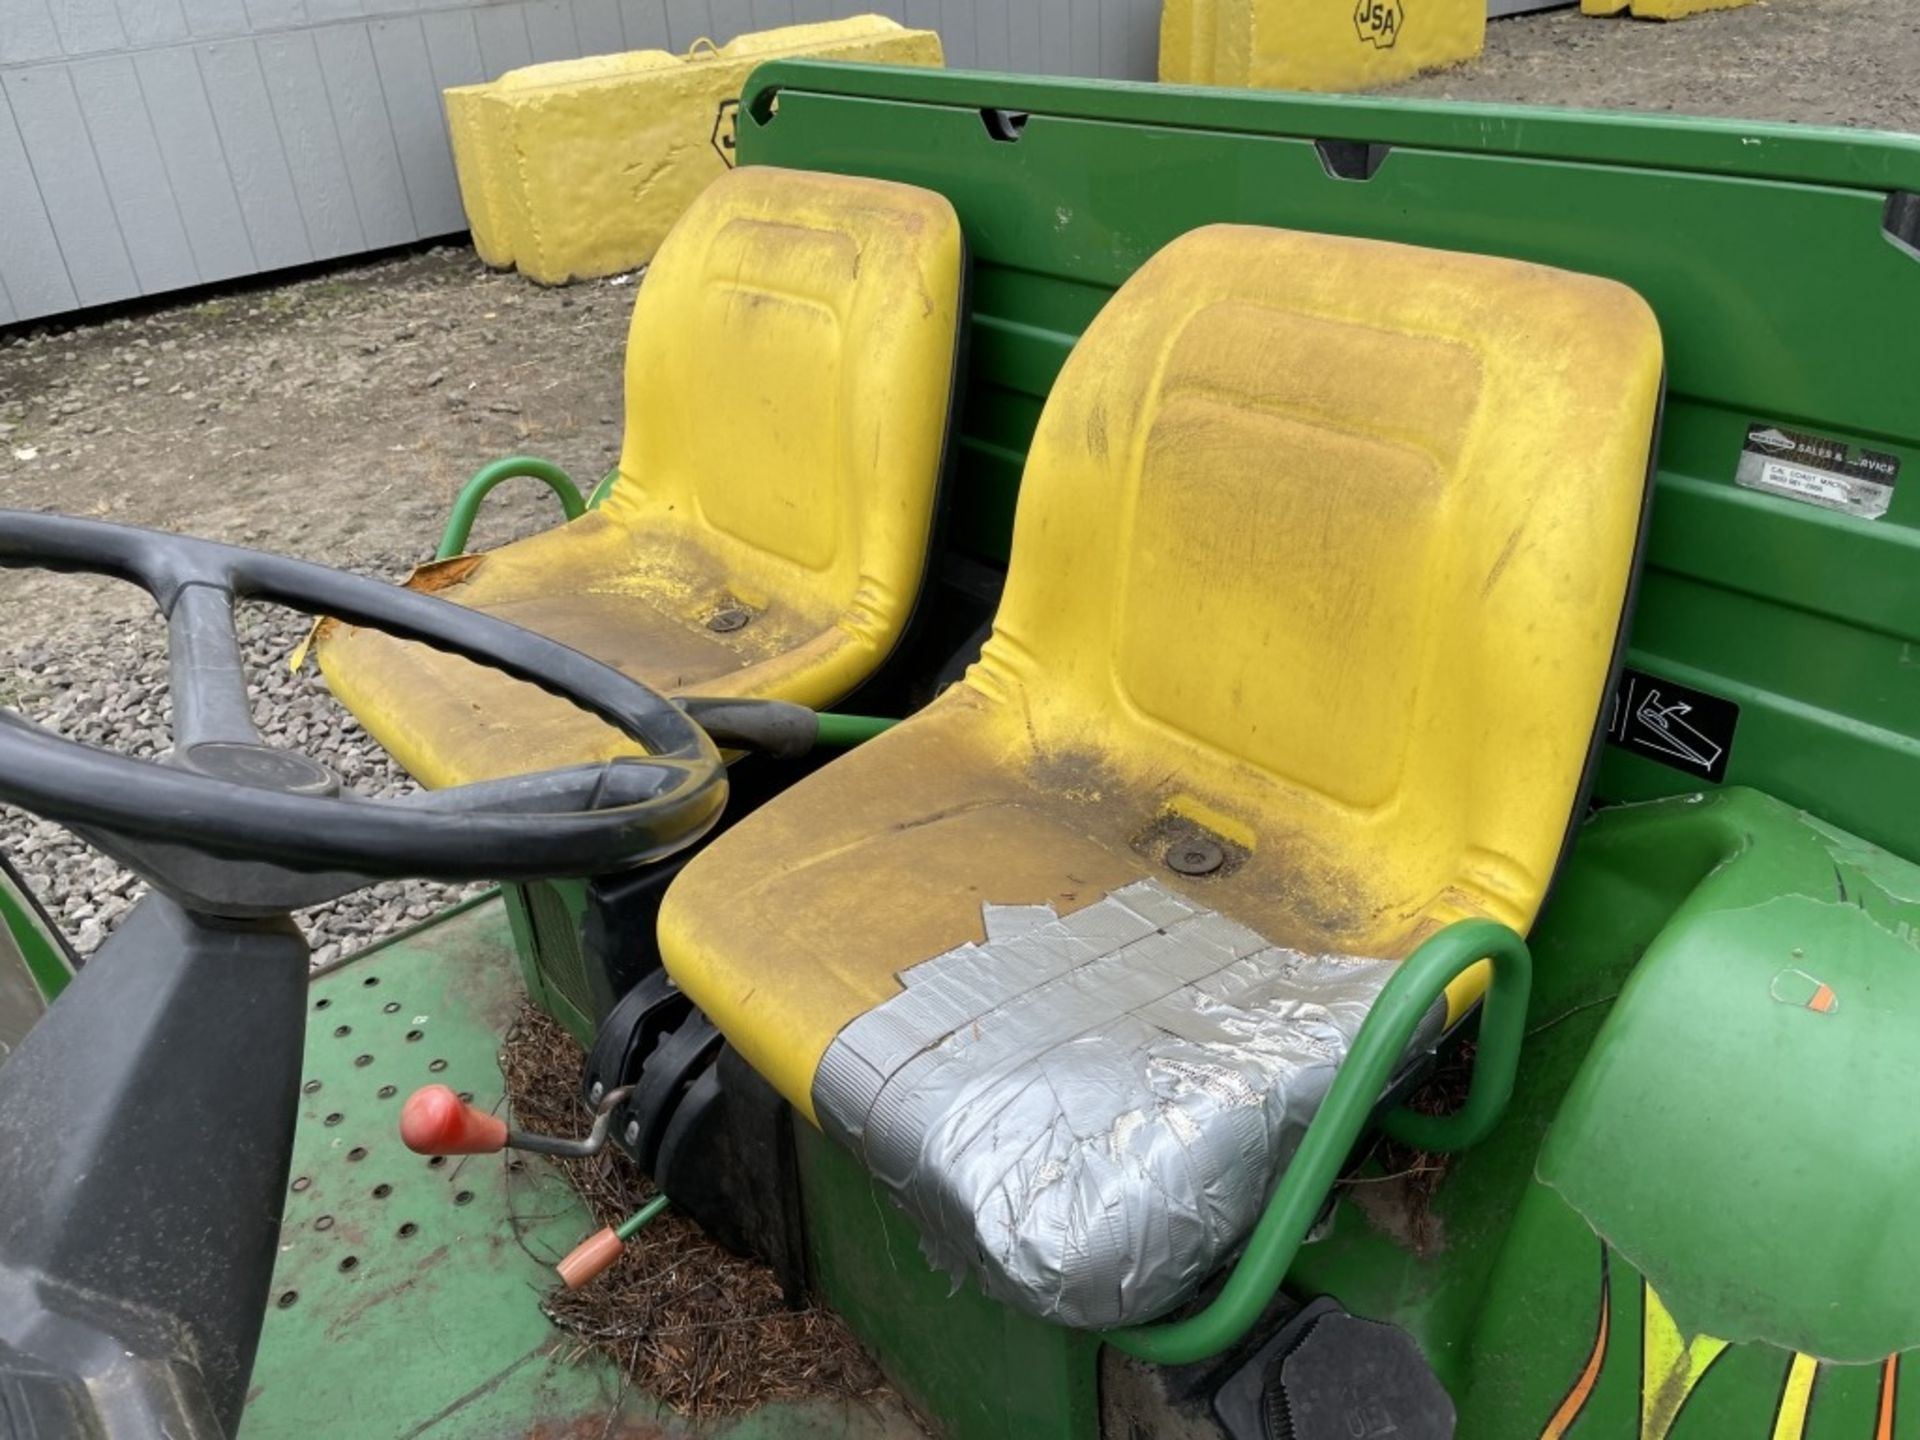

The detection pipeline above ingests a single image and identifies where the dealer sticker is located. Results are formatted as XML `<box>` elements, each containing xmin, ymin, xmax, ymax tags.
<box><xmin>1736</xmin><ymin>423</ymin><xmax>1900</xmax><ymax>520</ymax></box>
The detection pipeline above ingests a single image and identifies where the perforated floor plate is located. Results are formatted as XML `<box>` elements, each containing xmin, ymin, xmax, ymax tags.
<box><xmin>243</xmin><ymin>897</ymin><xmax>910</xmax><ymax>1439</ymax></box>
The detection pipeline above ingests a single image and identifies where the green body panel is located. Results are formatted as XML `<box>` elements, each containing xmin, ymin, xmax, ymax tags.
<box><xmin>1287</xmin><ymin>789</ymin><xmax>1920</xmax><ymax>1436</ymax></box>
<box><xmin>1458</xmin><ymin>1204</ymin><xmax>1916</xmax><ymax>1440</ymax></box>
<box><xmin>794</xmin><ymin>1121</ymin><xmax>1101</xmax><ymax>1440</ymax></box>
<box><xmin>0</xmin><ymin>856</ymin><xmax>70</xmax><ymax>1061</ymax></box>
<box><xmin>0</xmin><ymin>855</ymin><xmax>70</xmax><ymax>1000</ymax></box>
<box><xmin>244</xmin><ymin>898</ymin><xmax>918</xmax><ymax>1439</ymax></box>
<box><xmin>737</xmin><ymin>63</ymin><xmax>1920</xmax><ymax>864</ymax></box>
<box><xmin>503</xmin><ymin>878</ymin><xmax>594</xmax><ymax>1045</ymax></box>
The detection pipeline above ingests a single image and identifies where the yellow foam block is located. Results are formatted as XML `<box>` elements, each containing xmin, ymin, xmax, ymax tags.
<box><xmin>1161</xmin><ymin>0</ymin><xmax>1483</xmax><ymax>91</ymax></box>
<box><xmin>444</xmin><ymin>16</ymin><xmax>942</xmax><ymax>284</ymax></box>
<box><xmin>1582</xmin><ymin>0</ymin><xmax>1754</xmax><ymax>16</ymax></box>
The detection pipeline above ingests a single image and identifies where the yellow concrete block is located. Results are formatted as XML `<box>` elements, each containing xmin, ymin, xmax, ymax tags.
<box><xmin>444</xmin><ymin>17</ymin><xmax>943</xmax><ymax>284</ymax></box>
<box><xmin>1160</xmin><ymin>0</ymin><xmax>1484</xmax><ymax>91</ymax></box>
<box><xmin>1582</xmin><ymin>0</ymin><xmax>1754</xmax><ymax>17</ymax></box>
<box><xmin>447</xmin><ymin>50</ymin><xmax>682</xmax><ymax>270</ymax></box>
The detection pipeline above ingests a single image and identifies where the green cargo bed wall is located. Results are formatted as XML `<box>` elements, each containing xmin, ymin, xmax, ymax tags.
<box><xmin>738</xmin><ymin>63</ymin><xmax>1920</xmax><ymax>860</ymax></box>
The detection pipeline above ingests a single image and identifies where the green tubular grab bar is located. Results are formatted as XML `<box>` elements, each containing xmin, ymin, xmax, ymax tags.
<box><xmin>1103</xmin><ymin>916</ymin><xmax>1532</xmax><ymax>1366</ymax></box>
<box><xmin>435</xmin><ymin>456</ymin><xmax>587</xmax><ymax>560</ymax></box>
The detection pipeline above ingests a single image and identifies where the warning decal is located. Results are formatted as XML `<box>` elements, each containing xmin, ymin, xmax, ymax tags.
<box><xmin>1606</xmin><ymin>668</ymin><xmax>1739</xmax><ymax>784</ymax></box>
<box><xmin>1736</xmin><ymin>423</ymin><xmax>1900</xmax><ymax>520</ymax></box>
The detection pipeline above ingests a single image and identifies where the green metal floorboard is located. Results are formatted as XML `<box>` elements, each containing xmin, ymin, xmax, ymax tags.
<box><xmin>244</xmin><ymin>898</ymin><xmax>918</xmax><ymax>1440</ymax></box>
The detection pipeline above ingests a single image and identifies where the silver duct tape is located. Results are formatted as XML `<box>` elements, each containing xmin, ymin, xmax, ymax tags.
<box><xmin>812</xmin><ymin>879</ymin><xmax>1438</xmax><ymax>1329</ymax></box>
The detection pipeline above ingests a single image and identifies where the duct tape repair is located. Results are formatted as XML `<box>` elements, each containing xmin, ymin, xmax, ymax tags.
<box><xmin>811</xmin><ymin>878</ymin><xmax>1442</xmax><ymax>1329</ymax></box>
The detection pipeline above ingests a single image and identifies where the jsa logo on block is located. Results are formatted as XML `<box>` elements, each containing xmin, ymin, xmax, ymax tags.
<box><xmin>1354</xmin><ymin>0</ymin><xmax>1405</xmax><ymax>47</ymax></box>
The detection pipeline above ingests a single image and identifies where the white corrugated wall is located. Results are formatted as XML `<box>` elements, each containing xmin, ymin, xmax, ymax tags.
<box><xmin>0</xmin><ymin>0</ymin><xmax>1163</xmax><ymax>324</ymax></box>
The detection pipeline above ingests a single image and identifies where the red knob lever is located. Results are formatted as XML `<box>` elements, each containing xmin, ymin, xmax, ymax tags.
<box><xmin>399</xmin><ymin>1084</ymin><xmax>509</xmax><ymax>1155</ymax></box>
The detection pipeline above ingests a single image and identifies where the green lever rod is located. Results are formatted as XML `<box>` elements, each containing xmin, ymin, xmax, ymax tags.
<box><xmin>617</xmin><ymin>1193</ymin><xmax>671</xmax><ymax>1240</ymax></box>
<box><xmin>1104</xmin><ymin>917</ymin><xmax>1532</xmax><ymax>1365</ymax></box>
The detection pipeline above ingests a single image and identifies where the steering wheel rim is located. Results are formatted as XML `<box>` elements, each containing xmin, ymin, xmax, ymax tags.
<box><xmin>0</xmin><ymin>510</ymin><xmax>727</xmax><ymax>882</ymax></box>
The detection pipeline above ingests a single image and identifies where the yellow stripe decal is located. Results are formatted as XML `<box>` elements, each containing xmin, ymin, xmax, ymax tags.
<box><xmin>1769</xmin><ymin>1353</ymin><xmax>1820</xmax><ymax>1440</ymax></box>
<box><xmin>1641</xmin><ymin>1281</ymin><xmax>1729</xmax><ymax>1440</ymax></box>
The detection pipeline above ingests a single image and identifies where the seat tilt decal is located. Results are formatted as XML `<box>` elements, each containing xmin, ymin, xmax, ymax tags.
<box><xmin>1606</xmin><ymin>668</ymin><xmax>1740</xmax><ymax>785</ymax></box>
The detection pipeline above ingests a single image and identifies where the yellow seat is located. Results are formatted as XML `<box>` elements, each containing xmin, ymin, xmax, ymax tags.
<box><xmin>662</xmin><ymin>220</ymin><xmax>1662</xmax><ymax>1115</ymax></box>
<box><xmin>315</xmin><ymin>166</ymin><xmax>965</xmax><ymax>788</ymax></box>
<box><xmin>658</xmin><ymin>223</ymin><xmax>1661</xmax><ymax>1322</ymax></box>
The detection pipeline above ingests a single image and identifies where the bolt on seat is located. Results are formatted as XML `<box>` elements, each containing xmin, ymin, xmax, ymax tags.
<box><xmin>315</xmin><ymin>165</ymin><xmax>967</xmax><ymax>788</ymax></box>
<box><xmin>657</xmin><ymin>222</ymin><xmax>1664</xmax><ymax>1326</ymax></box>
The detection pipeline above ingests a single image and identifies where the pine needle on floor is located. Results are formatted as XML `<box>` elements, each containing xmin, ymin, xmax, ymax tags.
<box><xmin>499</xmin><ymin>1004</ymin><xmax>890</xmax><ymax>1419</ymax></box>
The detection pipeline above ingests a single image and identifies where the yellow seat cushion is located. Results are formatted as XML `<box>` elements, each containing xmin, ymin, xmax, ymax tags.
<box><xmin>660</xmin><ymin>222</ymin><xmax>1663</xmax><ymax>1124</ymax></box>
<box><xmin>316</xmin><ymin>165</ymin><xmax>965</xmax><ymax>788</ymax></box>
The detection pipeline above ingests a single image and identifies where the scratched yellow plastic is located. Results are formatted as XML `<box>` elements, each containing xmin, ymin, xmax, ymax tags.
<box><xmin>661</xmin><ymin>224</ymin><xmax>1662</xmax><ymax>1120</ymax></box>
<box><xmin>316</xmin><ymin>166</ymin><xmax>964</xmax><ymax>787</ymax></box>
<box><xmin>1160</xmin><ymin>0</ymin><xmax>1484</xmax><ymax>91</ymax></box>
<box><xmin>1581</xmin><ymin>0</ymin><xmax>1754</xmax><ymax>18</ymax></box>
<box><xmin>444</xmin><ymin>17</ymin><xmax>943</xmax><ymax>284</ymax></box>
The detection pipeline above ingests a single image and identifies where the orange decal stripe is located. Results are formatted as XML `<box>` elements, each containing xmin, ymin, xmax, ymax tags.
<box><xmin>1877</xmin><ymin>1356</ymin><xmax>1898</xmax><ymax>1440</ymax></box>
<box><xmin>1543</xmin><ymin>1251</ymin><xmax>1612</xmax><ymax>1440</ymax></box>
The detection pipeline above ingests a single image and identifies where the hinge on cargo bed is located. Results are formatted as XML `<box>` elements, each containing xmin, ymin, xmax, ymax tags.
<box><xmin>1886</xmin><ymin>192</ymin><xmax>1920</xmax><ymax>262</ymax></box>
<box><xmin>1314</xmin><ymin>139</ymin><xmax>1392</xmax><ymax>182</ymax></box>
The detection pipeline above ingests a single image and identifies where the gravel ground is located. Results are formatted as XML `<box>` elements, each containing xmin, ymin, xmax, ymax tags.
<box><xmin>0</xmin><ymin>249</ymin><xmax>636</xmax><ymax>961</ymax></box>
<box><xmin>1</xmin><ymin>0</ymin><xmax>1913</xmax><ymax>964</ymax></box>
<box><xmin>0</xmin><ymin>599</ymin><xmax>476</xmax><ymax>965</ymax></box>
<box><xmin>1399</xmin><ymin>0</ymin><xmax>1919</xmax><ymax>130</ymax></box>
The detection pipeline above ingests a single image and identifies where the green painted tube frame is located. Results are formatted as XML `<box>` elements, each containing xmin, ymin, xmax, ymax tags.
<box><xmin>1104</xmin><ymin>917</ymin><xmax>1532</xmax><ymax>1365</ymax></box>
<box><xmin>814</xmin><ymin>712</ymin><xmax>898</xmax><ymax>747</ymax></box>
<box><xmin>617</xmin><ymin>1193</ymin><xmax>671</xmax><ymax>1240</ymax></box>
<box><xmin>435</xmin><ymin>457</ymin><xmax>587</xmax><ymax>560</ymax></box>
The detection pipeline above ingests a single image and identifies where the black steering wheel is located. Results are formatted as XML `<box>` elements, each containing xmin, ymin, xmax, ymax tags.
<box><xmin>0</xmin><ymin>510</ymin><xmax>730</xmax><ymax>1439</ymax></box>
<box><xmin>0</xmin><ymin>510</ymin><xmax>727</xmax><ymax>891</ymax></box>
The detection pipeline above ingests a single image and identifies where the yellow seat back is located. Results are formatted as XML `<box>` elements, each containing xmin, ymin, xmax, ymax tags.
<box><xmin>600</xmin><ymin>164</ymin><xmax>965</xmax><ymax>666</ymax></box>
<box><xmin>969</xmin><ymin>225</ymin><xmax>1662</xmax><ymax>996</ymax></box>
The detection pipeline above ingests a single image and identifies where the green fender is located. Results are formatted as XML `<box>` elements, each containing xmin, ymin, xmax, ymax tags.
<box><xmin>1538</xmin><ymin>793</ymin><xmax>1920</xmax><ymax>1363</ymax></box>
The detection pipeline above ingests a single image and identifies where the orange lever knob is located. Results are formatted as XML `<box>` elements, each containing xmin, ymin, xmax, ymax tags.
<box><xmin>399</xmin><ymin>1084</ymin><xmax>509</xmax><ymax>1155</ymax></box>
<box><xmin>556</xmin><ymin>1226</ymin><xmax>625</xmax><ymax>1289</ymax></box>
